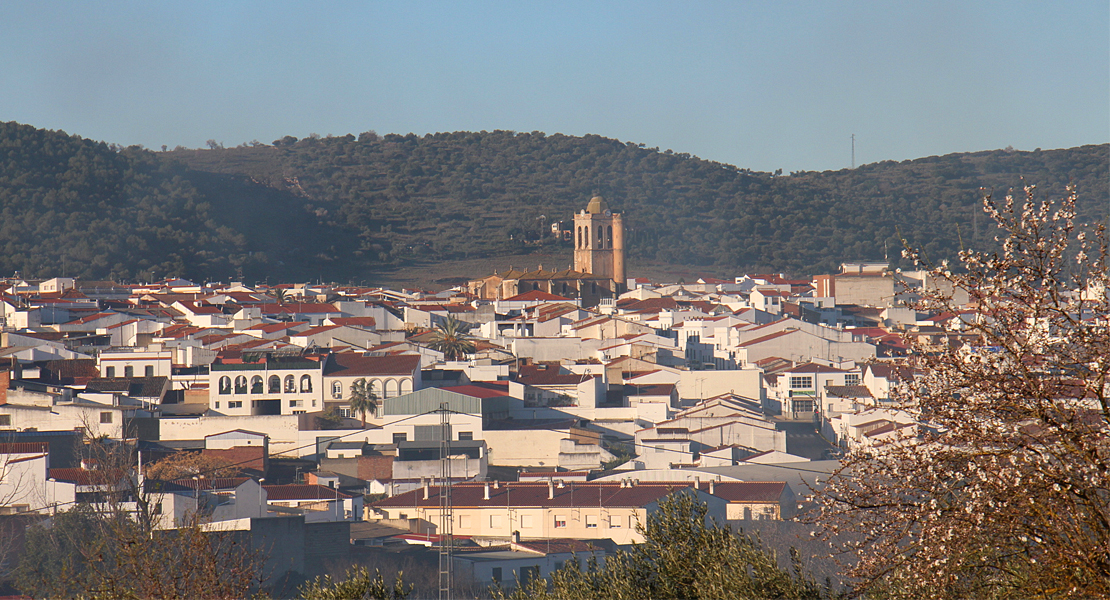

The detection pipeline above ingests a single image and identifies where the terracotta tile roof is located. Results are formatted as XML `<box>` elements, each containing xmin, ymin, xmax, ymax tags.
<box><xmin>702</xmin><ymin>481</ymin><xmax>786</xmax><ymax>503</ymax></box>
<box><xmin>784</xmin><ymin>362</ymin><xmax>846</xmax><ymax>374</ymax></box>
<box><xmin>328</xmin><ymin>317</ymin><xmax>377</xmax><ymax>328</ymax></box>
<box><xmin>263</xmin><ymin>484</ymin><xmax>353</xmax><ymax>500</ymax></box>
<box><xmin>440</xmin><ymin>382</ymin><xmax>512</xmax><ymax>398</ymax></box>
<box><xmin>373</xmin><ymin>482</ymin><xmax>689</xmax><ymax>509</ymax></box>
<box><xmin>166</xmin><ymin>477</ymin><xmax>252</xmax><ymax>491</ymax></box>
<box><xmin>85</xmin><ymin>376</ymin><xmax>168</xmax><ymax>398</ymax></box>
<box><xmin>517</xmin><ymin>365</ymin><xmax>598</xmax><ymax>386</ymax></box>
<box><xmin>737</xmin><ymin>329</ymin><xmax>799</xmax><ymax>347</ymax></box>
<box><xmin>247</xmin><ymin>322</ymin><xmax>308</xmax><ymax>333</ymax></box>
<box><xmin>825</xmin><ymin>385</ymin><xmax>873</xmax><ymax>398</ymax></box>
<box><xmin>0</xmin><ymin>442</ymin><xmax>50</xmax><ymax>454</ymax></box>
<box><xmin>324</xmin><ymin>353</ymin><xmax>420</xmax><ymax>376</ymax></box>
<box><xmin>260</xmin><ymin>303</ymin><xmax>338</xmax><ymax>315</ymax></box>
<box><xmin>49</xmin><ymin>468</ymin><xmax>125</xmax><ymax>486</ymax></box>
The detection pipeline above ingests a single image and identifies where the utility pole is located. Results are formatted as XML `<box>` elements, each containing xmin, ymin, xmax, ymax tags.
<box><xmin>438</xmin><ymin>402</ymin><xmax>453</xmax><ymax>600</ymax></box>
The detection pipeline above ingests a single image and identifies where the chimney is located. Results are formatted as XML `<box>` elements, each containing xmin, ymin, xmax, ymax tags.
<box><xmin>483</xmin><ymin>482</ymin><xmax>490</xmax><ymax>500</ymax></box>
<box><xmin>694</xmin><ymin>476</ymin><xmax>700</xmax><ymax>490</ymax></box>
<box><xmin>494</xmin><ymin>480</ymin><xmax>500</xmax><ymax>489</ymax></box>
<box><xmin>633</xmin><ymin>479</ymin><xmax>639</xmax><ymax>486</ymax></box>
<box><xmin>511</xmin><ymin>530</ymin><xmax>520</xmax><ymax>544</ymax></box>
<box><xmin>557</xmin><ymin>479</ymin><xmax>565</xmax><ymax>488</ymax></box>
<box><xmin>422</xmin><ymin>478</ymin><xmax>430</xmax><ymax>500</ymax></box>
<box><xmin>548</xmin><ymin>480</ymin><xmax>554</xmax><ymax>499</ymax></box>
<box><xmin>709</xmin><ymin>480</ymin><xmax>716</xmax><ymax>494</ymax></box>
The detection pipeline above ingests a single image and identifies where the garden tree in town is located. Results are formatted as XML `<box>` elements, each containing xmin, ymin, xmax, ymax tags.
<box><xmin>348</xmin><ymin>377</ymin><xmax>379</xmax><ymax>427</ymax></box>
<box><xmin>267</xmin><ymin>287</ymin><xmax>287</xmax><ymax>305</ymax></box>
<box><xmin>814</xmin><ymin>185</ymin><xmax>1110</xmax><ymax>598</ymax></box>
<box><xmin>428</xmin><ymin>315</ymin><xmax>476</xmax><ymax>361</ymax></box>
<box><xmin>15</xmin><ymin>436</ymin><xmax>265</xmax><ymax>598</ymax></box>
<box><xmin>300</xmin><ymin>566</ymin><xmax>412</xmax><ymax>600</ymax></box>
<box><xmin>15</xmin><ymin>507</ymin><xmax>264</xmax><ymax>599</ymax></box>
<box><xmin>494</xmin><ymin>492</ymin><xmax>826</xmax><ymax>600</ymax></box>
<box><xmin>143</xmin><ymin>450</ymin><xmax>242</xmax><ymax>480</ymax></box>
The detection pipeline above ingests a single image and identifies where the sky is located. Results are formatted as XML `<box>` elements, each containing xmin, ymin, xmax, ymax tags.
<box><xmin>2</xmin><ymin>1</ymin><xmax>1107</xmax><ymax>173</ymax></box>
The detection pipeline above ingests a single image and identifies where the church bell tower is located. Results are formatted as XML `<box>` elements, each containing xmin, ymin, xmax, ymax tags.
<box><xmin>573</xmin><ymin>195</ymin><xmax>625</xmax><ymax>291</ymax></box>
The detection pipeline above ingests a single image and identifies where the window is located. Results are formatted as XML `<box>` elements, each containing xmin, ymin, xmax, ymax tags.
<box><xmin>289</xmin><ymin>400</ymin><xmax>301</xmax><ymax>407</ymax></box>
<box><xmin>229</xmin><ymin>401</ymin><xmax>243</xmax><ymax>409</ymax></box>
<box><xmin>105</xmin><ymin>366</ymin><xmax>115</xmax><ymax>378</ymax></box>
<box><xmin>284</xmin><ymin>375</ymin><xmax>295</xmax><ymax>393</ymax></box>
<box><xmin>214</xmin><ymin>402</ymin><xmax>220</xmax><ymax>409</ymax></box>
<box><xmin>144</xmin><ymin>365</ymin><xmax>154</xmax><ymax>377</ymax></box>
<box><xmin>520</xmin><ymin>566</ymin><xmax>540</xmax><ymax>588</ymax></box>
<box><xmin>629</xmin><ymin>516</ymin><xmax>636</xmax><ymax>528</ymax></box>
<box><xmin>100</xmin><ymin>412</ymin><xmax>113</xmax><ymax>424</ymax></box>
<box><xmin>609</xmin><ymin>515</ymin><xmax>621</xmax><ymax>528</ymax></box>
<box><xmin>585</xmin><ymin>514</ymin><xmax>597</xmax><ymax>528</ymax></box>
<box><xmin>124</xmin><ymin>366</ymin><xmax>134</xmax><ymax>378</ymax></box>
<box><xmin>554</xmin><ymin>515</ymin><xmax>567</xmax><ymax>528</ymax></box>
<box><xmin>234</xmin><ymin>376</ymin><xmax>248</xmax><ymax>394</ymax></box>
<box><xmin>392</xmin><ymin>432</ymin><xmax>407</xmax><ymax>444</ymax></box>
<box><xmin>789</xmin><ymin>376</ymin><xmax>813</xmax><ymax>389</ymax></box>
<box><xmin>219</xmin><ymin>376</ymin><xmax>231</xmax><ymax>394</ymax></box>
<box><xmin>251</xmin><ymin>376</ymin><xmax>263</xmax><ymax>394</ymax></box>
<box><xmin>458</xmin><ymin>431</ymin><xmax>473</xmax><ymax>441</ymax></box>
<box><xmin>491</xmin><ymin>567</ymin><xmax>502</xmax><ymax>584</ymax></box>
<box><xmin>521</xmin><ymin>515</ymin><xmax>534</xmax><ymax>529</ymax></box>
<box><xmin>268</xmin><ymin>375</ymin><xmax>281</xmax><ymax>393</ymax></box>
<box><xmin>0</xmin><ymin>415</ymin><xmax>10</xmax><ymax>426</ymax></box>
<box><xmin>490</xmin><ymin>515</ymin><xmax>503</xmax><ymax>528</ymax></box>
<box><xmin>332</xmin><ymin>381</ymin><xmax>343</xmax><ymax>399</ymax></box>
<box><xmin>845</xmin><ymin>373</ymin><xmax>860</xmax><ymax>386</ymax></box>
<box><xmin>292</xmin><ymin>410</ymin><xmax>306</xmax><ymax>415</ymax></box>
<box><xmin>300</xmin><ymin>375</ymin><xmax>313</xmax><ymax>393</ymax></box>
<box><xmin>459</xmin><ymin>515</ymin><xmax>472</xmax><ymax>529</ymax></box>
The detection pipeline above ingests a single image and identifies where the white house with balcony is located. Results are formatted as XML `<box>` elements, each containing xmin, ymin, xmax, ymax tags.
<box><xmin>208</xmin><ymin>349</ymin><xmax>326</xmax><ymax>416</ymax></box>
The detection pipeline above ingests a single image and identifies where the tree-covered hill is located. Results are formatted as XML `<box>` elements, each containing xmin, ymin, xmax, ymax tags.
<box><xmin>1</xmin><ymin>121</ymin><xmax>1106</xmax><ymax>283</ymax></box>
<box><xmin>0</xmin><ymin>122</ymin><xmax>340</xmax><ymax>282</ymax></box>
<box><xmin>170</xmin><ymin>131</ymin><xmax>1108</xmax><ymax>276</ymax></box>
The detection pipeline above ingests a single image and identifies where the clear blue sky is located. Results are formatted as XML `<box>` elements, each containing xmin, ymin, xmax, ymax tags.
<box><xmin>2</xmin><ymin>1</ymin><xmax>1106</xmax><ymax>173</ymax></box>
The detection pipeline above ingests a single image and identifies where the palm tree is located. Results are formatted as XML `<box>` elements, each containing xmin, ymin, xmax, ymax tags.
<box><xmin>428</xmin><ymin>315</ymin><xmax>476</xmax><ymax>361</ymax></box>
<box><xmin>267</xmin><ymin>288</ymin><xmax>287</xmax><ymax>305</ymax></box>
<box><xmin>347</xmin><ymin>378</ymin><xmax>378</xmax><ymax>428</ymax></box>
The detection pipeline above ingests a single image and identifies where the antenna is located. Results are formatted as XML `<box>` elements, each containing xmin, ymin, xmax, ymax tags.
<box><xmin>438</xmin><ymin>402</ymin><xmax>453</xmax><ymax>600</ymax></box>
<box><xmin>851</xmin><ymin>134</ymin><xmax>856</xmax><ymax>169</ymax></box>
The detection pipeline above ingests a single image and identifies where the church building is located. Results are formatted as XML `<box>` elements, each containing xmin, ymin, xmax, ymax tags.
<box><xmin>467</xmin><ymin>195</ymin><xmax>627</xmax><ymax>306</ymax></box>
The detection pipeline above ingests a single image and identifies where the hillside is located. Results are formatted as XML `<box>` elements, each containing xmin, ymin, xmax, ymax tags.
<box><xmin>1</xmin><ymin>121</ymin><xmax>1106</xmax><ymax>284</ymax></box>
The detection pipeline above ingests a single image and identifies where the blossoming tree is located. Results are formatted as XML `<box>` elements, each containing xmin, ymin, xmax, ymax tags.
<box><xmin>815</xmin><ymin>185</ymin><xmax>1110</xmax><ymax>598</ymax></box>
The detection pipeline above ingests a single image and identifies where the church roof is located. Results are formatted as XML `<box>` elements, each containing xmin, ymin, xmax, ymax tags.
<box><xmin>586</xmin><ymin>195</ymin><xmax>609</xmax><ymax>214</ymax></box>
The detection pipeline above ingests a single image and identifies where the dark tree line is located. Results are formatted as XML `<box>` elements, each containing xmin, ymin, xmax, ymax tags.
<box><xmin>2</xmin><ymin>121</ymin><xmax>1106</xmax><ymax>282</ymax></box>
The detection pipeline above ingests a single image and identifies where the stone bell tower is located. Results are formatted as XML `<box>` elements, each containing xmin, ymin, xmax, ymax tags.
<box><xmin>573</xmin><ymin>195</ymin><xmax>625</xmax><ymax>291</ymax></box>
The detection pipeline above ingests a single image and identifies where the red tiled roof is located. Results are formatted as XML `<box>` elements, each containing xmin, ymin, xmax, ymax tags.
<box><xmin>441</xmin><ymin>382</ymin><xmax>512</xmax><ymax>398</ymax></box>
<box><xmin>169</xmin><ymin>477</ymin><xmax>252</xmax><ymax>491</ymax></box>
<box><xmin>737</xmin><ymin>329</ymin><xmax>799</xmax><ymax>347</ymax></box>
<box><xmin>515</xmin><ymin>539</ymin><xmax>600</xmax><ymax>554</ymax></box>
<box><xmin>0</xmin><ymin>442</ymin><xmax>50</xmax><ymax>454</ymax></box>
<box><xmin>373</xmin><ymin>482</ymin><xmax>689</xmax><ymax>509</ymax></box>
<box><xmin>503</xmin><ymin>290</ymin><xmax>571</xmax><ymax>302</ymax></box>
<box><xmin>263</xmin><ymin>484</ymin><xmax>353</xmax><ymax>500</ymax></box>
<box><xmin>49</xmin><ymin>468</ymin><xmax>125</xmax><ymax>486</ymax></box>
<box><xmin>784</xmin><ymin>362</ymin><xmax>846</xmax><ymax>374</ymax></box>
<box><xmin>701</xmin><ymin>481</ymin><xmax>786</xmax><ymax>503</ymax></box>
<box><xmin>328</xmin><ymin>317</ymin><xmax>377</xmax><ymax>328</ymax></box>
<box><xmin>324</xmin><ymin>353</ymin><xmax>420</xmax><ymax>376</ymax></box>
<box><xmin>247</xmin><ymin>322</ymin><xmax>308</xmax><ymax>333</ymax></box>
<box><xmin>260</xmin><ymin>303</ymin><xmax>338</xmax><ymax>314</ymax></box>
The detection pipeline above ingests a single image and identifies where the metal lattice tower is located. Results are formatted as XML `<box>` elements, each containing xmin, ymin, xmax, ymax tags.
<box><xmin>438</xmin><ymin>402</ymin><xmax>453</xmax><ymax>600</ymax></box>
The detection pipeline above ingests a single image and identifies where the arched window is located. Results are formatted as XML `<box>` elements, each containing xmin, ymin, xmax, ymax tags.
<box><xmin>607</xmin><ymin>225</ymin><xmax>613</xmax><ymax>247</ymax></box>
<box><xmin>250</xmin><ymin>376</ymin><xmax>263</xmax><ymax>394</ymax></box>
<box><xmin>332</xmin><ymin>381</ymin><xmax>343</xmax><ymax>399</ymax></box>
<box><xmin>300</xmin><ymin>375</ymin><xmax>313</xmax><ymax>393</ymax></box>
<box><xmin>234</xmin><ymin>376</ymin><xmax>247</xmax><ymax>394</ymax></box>
<box><xmin>400</xmin><ymin>379</ymin><xmax>413</xmax><ymax>395</ymax></box>
<box><xmin>384</xmin><ymin>379</ymin><xmax>399</xmax><ymax>398</ymax></box>
<box><xmin>268</xmin><ymin>375</ymin><xmax>281</xmax><ymax>393</ymax></box>
<box><xmin>218</xmin><ymin>376</ymin><xmax>231</xmax><ymax>395</ymax></box>
<box><xmin>577</xmin><ymin>227</ymin><xmax>582</xmax><ymax>248</ymax></box>
<box><xmin>584</xmin><ymin>226</ymin><xmax>589</xmax><ymax>248</ymax></box>
<box><xmin>598</xmin><ymin>226</ymin><xmax>604</xmax><ymax>249</ymax></box>
<box><xmin>284</xmin><ymin>375</ymin><xmax>295</xmax><ymax>393</ymax></box>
